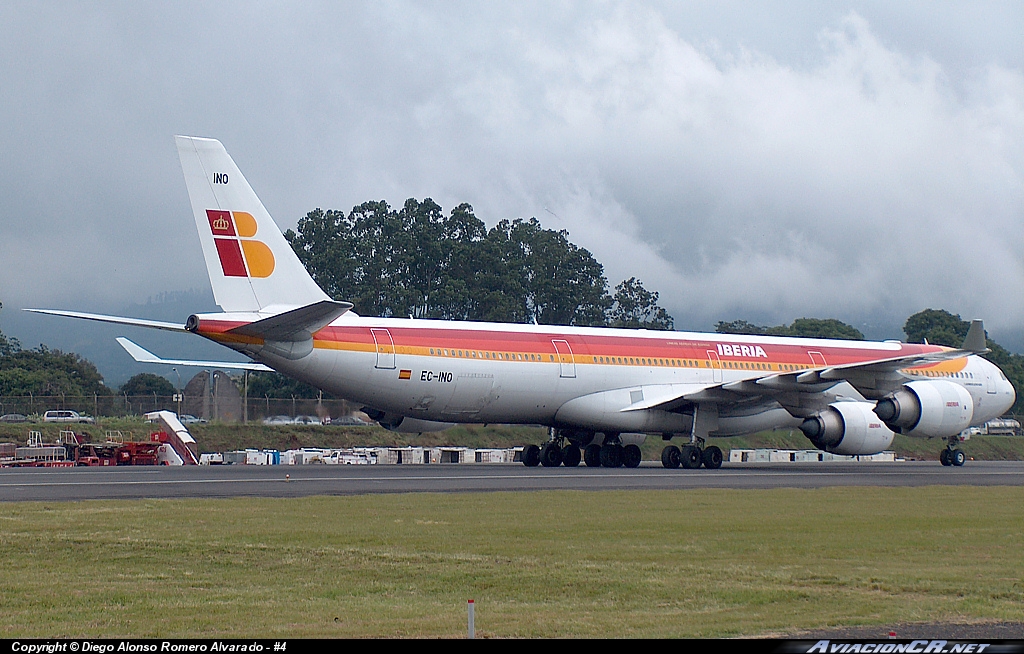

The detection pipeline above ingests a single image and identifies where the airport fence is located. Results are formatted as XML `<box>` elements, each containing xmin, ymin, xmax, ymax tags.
<box><xmin>0</xmin><ymin>394</ymin><xmax>357</xmax><ymax>423</ymax></box>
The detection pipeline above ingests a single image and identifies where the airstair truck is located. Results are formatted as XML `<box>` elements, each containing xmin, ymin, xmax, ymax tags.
<box><xmin>144</xmin><ymin>411</ymin><xmax>200</xmax><ymax>465</ymax></box>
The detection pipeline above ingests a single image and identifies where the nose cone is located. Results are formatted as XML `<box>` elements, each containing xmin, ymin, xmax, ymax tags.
<box><xmin>1002</xmin><ymin>377</ymin><xmax>1017</xmax><ymax>414</ymax></box>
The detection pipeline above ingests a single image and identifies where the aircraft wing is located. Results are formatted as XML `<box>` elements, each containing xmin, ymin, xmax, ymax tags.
<box><xmin>25</xmin><ymin>308</ymin><xmax>188</xmax><ymax>332</ymax></box>
<box><xmin>117</xmin><ymin>337</ymin><xmax>273</xmax><ymax>371</ymax></box>
<box><xmin>624</xmin><ymin>321</ymin><xmax>989</xmax><ymax>412</ymax></box>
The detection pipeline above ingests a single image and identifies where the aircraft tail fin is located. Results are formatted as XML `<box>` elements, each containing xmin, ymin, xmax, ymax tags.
<box><xmin>175</xmin><ymin>136</ymin><xmax>330</xmax><ymax>313</ymax></box>
<box><xmin>961</xmin><ymin>320</ymin><xmax>989</xmax><ymax>354</ymax></box>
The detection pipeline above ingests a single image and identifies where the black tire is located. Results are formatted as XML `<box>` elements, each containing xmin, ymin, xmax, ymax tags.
<box><xmin>702</xmin><ymin>445</ymin><xmax>723</xmax><ymax>469</ymax></box>
<box><xmin>600</xmin><ymin>443</ymin><xmax>623</xmax><ymax>468</ymax></box>
<box><xmin>681</xmin><ymin>445</ymin><xmax>702</xmax><ymax>469</ymax></box>
<box><xmin>584</xmin><ymin>444</ymin><xmax>602</xmax><ymax>467</ymax></box>
<box><xmin>522</xmin><ymin>444</ymin><xmax>540</xmax><ymax>467</ymax></box>
<box><xmin>951</xmin><ymin>449</ymin><xmax>966</xmax><ymax>467</ymax></box>
<box><xmin>622</xmin><ymin>444</ymin><xmax>642</xmax><ymax>468</ymax></box>
<box><xmin>540</xmin><ymin>443</ymin><xmax>563</xmax><ymax>467</ymax></box>
<box><xmin>561</xmin><ymin>444</ymin><xmax>581</xmax><ymax>467</ymax></box>
<box><xmin>939</xmin><ymin>448</ymin><xmax>952</xmax><ymax>466</ymax></box>
<box><xmin>661</xmin><ymin>445</ymin><xmax>681</xmax><ymax>469</ymax></box>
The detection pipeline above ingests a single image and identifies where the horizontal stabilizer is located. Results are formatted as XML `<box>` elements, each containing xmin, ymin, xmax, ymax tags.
<box><xmin>227</xmin><ymin>300</ymin><xmax>352</xmax><ymax>342</ymax></box>
<box><xmin>117</xmin><ymin>337</ymin><xmax>272</xmax><ymax>371</ymax></box>
<box><xmin>25</xmin><ymin>309</ymin><xmax>187</xmax><ymax>332</ymax></box>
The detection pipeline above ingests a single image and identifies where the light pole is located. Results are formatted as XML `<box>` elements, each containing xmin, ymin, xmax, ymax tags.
<box><xmin>242</xmin><ymin>370</ymin><xmax>248</xmax><ymax>424</ymax></box>
<box><xmin>172</xmin><ymin>368</ymin><xmax>182</xmax><ymax>417</ymax></box>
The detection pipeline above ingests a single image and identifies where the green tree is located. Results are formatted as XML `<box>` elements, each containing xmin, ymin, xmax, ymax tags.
<box><xmin>486</xmin><ymin>217</ymin><xmax>611</xmax><ymax>326</ymax></box>
<box><xmin>246</xmin><ymin>372</ymin><xmax>324</xmax><ymax>399</ymax></box>
<box><xmin>0</xmin><ymin>301</ymin><xmax>21</xmax><ymax>356</ymax></box>
<box><xmin>120</xmin><ymin>373</ymin><xmax>175</xmax><ymax>397</ymax></box>
<box><xmin>715</xmin><ymin>318</ymin><xmax>862</xmax><ymax>339</ymax></box>
<box><xmin>286</xmin><ymin>200</ymin><xmax>661</xmax><ymax>327</ymax></box>
<box><xmin>904</xmin><ymin>308</ymin><xmax>971</xmax><ymax>348</ymax></box>
<box><xmin>0</xmin><ymin>345</ymin><xmax>110</xmax><ymax>397</ymax></box>
<box><xmin>787</xmin><ymin>318</ymin><xmax>864</xmax><ymax>340</ymax></box>
<box><xmin>714</xmin><ymin>319</ymin><xmax>775</xmax><ymax>336</ymax></box>
<box><xmin>286</xmin><ymin>200</ymin><xmax>489</xmax><ymax>319</ymax></box>
<box><xmin>608</xmin><ymin>277</ymin><xmax>674</xmax><ymax>330</ymax></box>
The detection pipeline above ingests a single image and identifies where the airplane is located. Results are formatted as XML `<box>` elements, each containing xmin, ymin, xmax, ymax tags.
<box><xmin>28</xmin><ymin>136</ymin><xmax>1016</xmax><ymax>470</ymax></box>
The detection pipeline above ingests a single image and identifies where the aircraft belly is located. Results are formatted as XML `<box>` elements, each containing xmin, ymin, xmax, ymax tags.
<box><xmin>261</xmin><ymin>348</ymin><xmax>340</xmax><ymax>391</ymax></box>
<box><xmin>716</xmin><ymin>407</ymin><xmax>802</xmax><ymax>436</ymax></box>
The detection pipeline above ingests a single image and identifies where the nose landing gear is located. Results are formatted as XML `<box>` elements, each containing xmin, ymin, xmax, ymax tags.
<box><xmin>939</xmin><ymin>434</ymin><xmax>966</xmax><ymax>467</ymax></box>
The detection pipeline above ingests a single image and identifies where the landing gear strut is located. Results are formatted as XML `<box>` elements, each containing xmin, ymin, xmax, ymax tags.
<box><xmin>659</xmin><ymin>404</ymin><xmax>723</xmax><ymax>470</ymax></box>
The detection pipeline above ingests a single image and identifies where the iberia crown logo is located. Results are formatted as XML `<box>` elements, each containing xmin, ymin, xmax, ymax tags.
<box><xmin>206</xmin><ymin>210</ymin><xmax>276</xmax><ymax>278</ymax></box>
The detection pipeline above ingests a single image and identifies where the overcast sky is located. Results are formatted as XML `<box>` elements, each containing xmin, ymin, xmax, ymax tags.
<box><xmin>2</xmin><ymin>1</ymin><xmax>1023</xmax><ymax>371</ymax></box>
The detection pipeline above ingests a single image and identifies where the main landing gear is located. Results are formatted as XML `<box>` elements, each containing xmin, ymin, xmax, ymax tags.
<box><xmin>659</xmin><ymin>404</ymin><xmax>723</xmax><ymax>470</ymax></box>
<box><xmin>522</xmin><ymin>431</ymin><xmax>642</xmax><ymax>468</ymax></box>
<box><xmin>660</xmin><ymin>443</ymin><xmax>723</xmax><ymax>470</ymax></box>
<box><xmin>939</xmin><ymin>434</ymin><xmax>966</xmax><ymax>467</ymax></box>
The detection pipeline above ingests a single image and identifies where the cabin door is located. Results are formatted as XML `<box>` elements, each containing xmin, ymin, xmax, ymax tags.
<box><xmin>552</xmin><ymin>340</ymin><xmax>576</xmax><ymax>378</ymax></box>
<box><xmin>370</xmin><ymin>328</ymin><xmax>396</xmax><ymax>369</ymax></box>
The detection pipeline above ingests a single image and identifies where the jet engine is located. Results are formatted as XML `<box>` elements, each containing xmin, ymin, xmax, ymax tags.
<box><xmin>799</xmin><ymin>401</ymin><xmax>895</xmax><ymax>455</ymax></box>
<box><xmin>361</xmin><ymin>407</ymin><xmax>455</xmax><ymax>433</ymax></box>
<box><xmin>872</xmin><ymin>380</ymin><xmax>973</xmax><ymax>437</ymax></box>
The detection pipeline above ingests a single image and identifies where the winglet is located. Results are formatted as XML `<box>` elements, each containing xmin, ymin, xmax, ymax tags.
<box><xmin>117</xmin><ymin>337</ymin><xmax>162</xmax><ymax>363</ymax></box>
<box><xmin>961</xmin><ymin>320</ymin><xmax>988</xmax><ymax>354</ymax></box>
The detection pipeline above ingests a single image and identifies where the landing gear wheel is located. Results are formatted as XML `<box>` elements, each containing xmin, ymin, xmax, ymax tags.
<box><xmin>584</xmin><ymin>444</ymin><xmax>602</xmax><ymax>467</ymax></box>
<box><xmin>951</xmin><ymin>449</ymin><xmax>966</xmax><ymax>467</ymax></box>
<box><xmin>600</xmin><ymin>443</ymin><xmax>623</xmax><ymax>468</ymax></box>
<box><xmin>939</xmin><ymin>448</ymin><xmax>952</xmax><ymax>466</ymax></box>
<box><xmin>522</xmin><ymin>444</ymin><xmax>540</xmax><ymax>467</ymax></box>
<box><xmin>661</xmin><ymin>445</ymin><xmax>681</xmax><ymax>469</ymax></box>
<box><xmin>540</xmin><ymin>443</ymin><xmax>563</xmax><ymax>467</ymax></box>
<box><xmin>681</xmin><ymin>445</ymin><xmax>703</xmax><ymax>469</ymax></box>
<box><xmin>622</xmin><ymin>444</ymin><xmax>642</xmax><ymax>468</ymax></box>
<box><xmin>702</xmin><ymin>445</ymin><xmax>723</xmax><ymax>469</ymax></box>
<box><xmin>561</xmin><ymin>444</ymin><xmax>581</xmax><ymax>467</ymax></box>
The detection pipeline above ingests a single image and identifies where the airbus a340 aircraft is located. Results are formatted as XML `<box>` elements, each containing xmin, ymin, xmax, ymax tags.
<box><xmin>31</xmin><ymin>137</ymin><xmax>1016</xmax><ymax>470</ymax></box>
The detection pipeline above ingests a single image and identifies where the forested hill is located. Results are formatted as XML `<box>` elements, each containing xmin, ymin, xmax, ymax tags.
<box><xmin>0</xmin><ymin>301</ymin><xmax>111</xmax><ymax>397</ymax></box>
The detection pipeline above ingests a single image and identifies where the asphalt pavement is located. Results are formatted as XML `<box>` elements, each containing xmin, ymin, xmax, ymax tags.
<box><xmin>1</xmin><ymin>460</ymin><xmax>1022</xmax><ymax>501</ymax></box>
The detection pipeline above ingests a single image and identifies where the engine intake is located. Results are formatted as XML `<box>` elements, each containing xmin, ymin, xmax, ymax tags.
<box><xmin>800</xmin><ymin>401</ymin><xmax>895</xmax><ymax>455</ymax></box>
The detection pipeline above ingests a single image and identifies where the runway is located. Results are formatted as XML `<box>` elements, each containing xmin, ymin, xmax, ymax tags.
<box><xmin>0</xmin><ymin>460</ymin><xmax>1022</xmax><ymax>501</ymax></box>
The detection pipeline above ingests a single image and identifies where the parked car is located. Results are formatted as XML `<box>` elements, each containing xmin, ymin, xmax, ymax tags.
<box><xmin>330</xmin><ymin>415</ymin><xmax>371</xmax><ymax>426</ymax></box>
<box><xmin>293</xmin><ymin>415</ymin><xmax>324</xmax><ymax>425</ymax></box>
<box><xmin>178</xmin><ymin>414</ymin><xmax>206</xmax><ymax>424</ymax></box>
<box><xmin>0</xmin><ymin>413</ymin><xmax>27</xmax><ymax>423</ymax></box>
<box><xmin>262</xmin><ymin>415</ymin><xmax>294</xmax><ymax>425</ymax></box>
<box><xmin>42</xmin><ymin>410</ymin><xmax>94</xmax><ymax>424</ymax></box>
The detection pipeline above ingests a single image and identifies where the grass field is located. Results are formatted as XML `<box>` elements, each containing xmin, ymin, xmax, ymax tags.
<box><xmin>1</xmin><ymin>487</ymin><xmax>1023</xmax><ymax>638</ymax></box>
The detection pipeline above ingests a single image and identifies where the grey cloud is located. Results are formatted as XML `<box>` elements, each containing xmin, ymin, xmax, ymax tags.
<box><xmin>1</xmin><ymin>2</ymin><xmax>1023</xmax><ymax>376</ymax></box>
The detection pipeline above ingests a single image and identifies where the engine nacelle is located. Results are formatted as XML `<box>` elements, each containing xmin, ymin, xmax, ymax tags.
<box><xmin>361</xmin><ymin>407</ymin><xmax>455</xmax><ymax>433</ymax></box>
<box><xmin>380</xmin><ymin>416</ymin><xmax>456</xmax><ymax>434</ymax></box>
<box><xmin>872</xmin><ymin>380</ymin><xmax>973</xmax><ymax>437</ymax></box>
<box><xmin>800</xmin><ymin>401</ymin><xmax>895</xmax><ymax>455</ymax></box>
